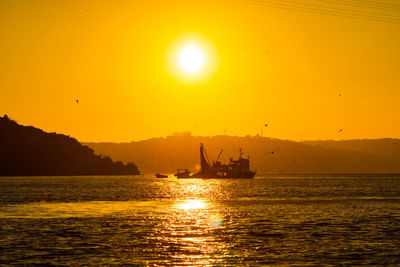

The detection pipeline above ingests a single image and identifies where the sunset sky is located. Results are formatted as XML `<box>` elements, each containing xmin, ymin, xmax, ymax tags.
<box><xmin>1</xmin><ymin>0</ymin><xmax>399</xmax><ymax>142</ymax></box>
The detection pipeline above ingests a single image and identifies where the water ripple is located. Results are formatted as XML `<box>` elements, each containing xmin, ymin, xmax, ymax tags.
<box><xmin>1</xmin><ymin>175</ymin><xmax>400</xmax><ymax>265</ymax></box>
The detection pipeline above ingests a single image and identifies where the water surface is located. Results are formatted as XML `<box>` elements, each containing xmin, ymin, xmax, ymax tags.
<box><xmin>1</xmin><ymin>175</ymin><xmax>400</xmax><ymax>265</ymax></box>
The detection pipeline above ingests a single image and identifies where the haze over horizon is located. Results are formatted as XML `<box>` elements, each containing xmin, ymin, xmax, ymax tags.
<box><xmin>1</xmin><ymin>0</ymin><xmax>399</xmax><ymax>142</ymax></box>
<box><xmin>85</xmin><ymin>133</ymin><xmax>400</xmax><ymax>174</ymax></box>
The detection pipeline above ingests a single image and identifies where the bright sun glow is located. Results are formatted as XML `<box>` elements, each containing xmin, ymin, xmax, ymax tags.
<box><xmin>178</xmin><ymin>45</ymin><xmax>205</xmax><ymax>73</ymax></box>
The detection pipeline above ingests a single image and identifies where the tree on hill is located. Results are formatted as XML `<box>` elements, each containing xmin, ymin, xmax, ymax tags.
<box><xmin>0</xmin><ymin>115</ymin><xmax>140</xmax><ymax>176</ymax></box>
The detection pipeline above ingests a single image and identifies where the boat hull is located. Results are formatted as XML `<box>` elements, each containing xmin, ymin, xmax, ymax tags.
<box><xmin>177</xmin><ymin>171</ymin><xmax>256</xmax><ymax>179</ymax></box>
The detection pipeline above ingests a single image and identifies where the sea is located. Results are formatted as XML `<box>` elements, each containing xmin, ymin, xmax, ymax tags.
<box><xmin>1</xmin><ymin>174</ymin><xmax>400</xmax><ymax>266</ymax></box>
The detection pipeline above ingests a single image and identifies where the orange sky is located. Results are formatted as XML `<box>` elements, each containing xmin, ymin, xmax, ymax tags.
<box><xmin>1</xmin><ymin>0</ymin><xmax>399</xmax><ymax>142</ymax></box>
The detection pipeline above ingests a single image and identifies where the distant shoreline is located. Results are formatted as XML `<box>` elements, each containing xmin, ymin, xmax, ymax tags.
<box><xmin>0</xmin><ymin>115</ymin><xmax>140</xmax><ymax>176</ymax></box>
<box><xmin>2</xmin><ymin>173</ymin><xmax>400</xmax><ymax>178</ymax></box>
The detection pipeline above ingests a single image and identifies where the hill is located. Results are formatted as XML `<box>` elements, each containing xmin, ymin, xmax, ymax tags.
<box><xmin>303</xmin><ymin>139</ymin><xmax>400</xmax><ymax>162</ymax></box>
<box><xmin>0</xmin><ymin>115</ymin><xmax>140</xmax><ymax>176</ymax></box>
<box><xmin>85</xmin><ymin>135</ymin><xmax>400</xmax><ymax>174</ymax></box>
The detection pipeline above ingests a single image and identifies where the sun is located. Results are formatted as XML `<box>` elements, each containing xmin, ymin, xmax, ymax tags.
<box><xmin>166</xmin><ymin>33</ymin><xmax>218</xmax><ymax>83</ymax></box>
<box><xmin>178</xmin><ymin>45</ymin><xmax>205</xmax><ymax>73</ymax></box>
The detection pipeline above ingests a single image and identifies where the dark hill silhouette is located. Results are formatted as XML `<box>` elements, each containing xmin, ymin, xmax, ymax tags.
<box><xmin>0</xmin><ymin>115</ymin><xmax>140</xmax><ymax>176</ymax></box>
<box><xmin>85</xmin><ymin>134</ymin><xmax>400</xmax><ymax>174</ymax></box>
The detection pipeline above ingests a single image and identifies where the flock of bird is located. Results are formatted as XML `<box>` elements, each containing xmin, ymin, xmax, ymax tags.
<box><xmin>74</xmin><ymin>91</ymin><xmax>345</xmax><ymax>157</ymax></box>
<box><xmin>263</xmin><ymin>92</ymin><xmax>344</xmax><ymax>156</ymax></box>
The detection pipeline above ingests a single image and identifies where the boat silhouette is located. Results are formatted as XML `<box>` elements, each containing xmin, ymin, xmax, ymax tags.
<box><xmin>175</xmin><ymin>143</ymin><xmax>256</xmax><ymax>179</ymax></box>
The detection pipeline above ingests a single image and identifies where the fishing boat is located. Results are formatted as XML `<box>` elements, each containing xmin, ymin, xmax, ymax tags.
<box><xmin>174</xmin><ymin>169</ymin><xmax>191</xmax><ymax>178</ymax></box>
<box><xmin>175</xmin><ymin>143</ymin><xmax>256</xmax><ymax>179</ymax></box>
<box><xmin>155</xmin><ymin>173</ymin><xmax>168</xmax><ymax>178</ymax></box>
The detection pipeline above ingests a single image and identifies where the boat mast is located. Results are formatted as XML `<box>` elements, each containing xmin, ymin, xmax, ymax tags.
<box><xmin>216</xmin><ymin>149</ymin><xmax>224</xmax><ymax>162</ymax></box>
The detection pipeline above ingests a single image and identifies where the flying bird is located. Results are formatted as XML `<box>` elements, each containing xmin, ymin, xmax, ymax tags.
<box><xmin>338</xmin><ymin>128</ymin><xmax>343</xmax><ymax>133</ymax></box>
<box><xmin>265</xmin><ymin>124</ymin><xmax>268</xmax><ymax>127</ymax></box>
<box><xmin>265</xmin><ymin>147</ymin><xmax>280</xmax><ymax>155</ymax></box>
<box><xmin>75</xmin><ymin>99</ymin><xmax>79</xmax><ymax>104</ymax></box>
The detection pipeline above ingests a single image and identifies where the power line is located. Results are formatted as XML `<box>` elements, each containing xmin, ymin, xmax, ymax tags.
<box><xmin>227</xmin><ymin>0</ymin><xmax>400</xmax><ymax>24</ymax></box>
<box><xmin>317</xmin><ymin>0</ymin><xmax>400</xmax><ymax>12</ymax></box>
<box><xmin>232</xmin><ymin>0</ymin><xmax>400</xmax><ymax>21</ymax></box>
<box><xmin>350</xmin><ymin>0</ymin><xmax>400</xmax><ymax>10</ymax></box>
<box><xmin>229</xmin><ymin>0</ymin><xmax>400</xmax><ymax>23</ymax></box>
<box><xmin>253</xmin><ymin>0</ymin><xmax>400</xmax><ymax>19</ymax></box>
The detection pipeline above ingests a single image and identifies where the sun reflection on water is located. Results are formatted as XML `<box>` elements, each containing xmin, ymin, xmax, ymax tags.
<box><xmin>0</xmin><ymin>178</ymin><xmax>232</xmax><ymax>265</ymax></box>
<box><xmin>162</xmin><ymin>198</ymin><xmax>226</xmax><ymax>265</ymax></box>
<box><xmin>177</xmin><ymin>199</ymin><xmax>206</xmax><ymax>210</ymax></box>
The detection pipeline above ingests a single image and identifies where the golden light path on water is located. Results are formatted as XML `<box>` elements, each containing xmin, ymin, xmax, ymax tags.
<box><xmin>178</xmin><ymin>199</ymin><xmax>206</xmax><ymax>210</ymax></box>
<box><xmin>0</xmin><ymin>179</ymin><xmax>227</xmax><ymax>265</ymax></box>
